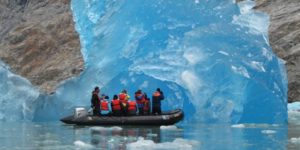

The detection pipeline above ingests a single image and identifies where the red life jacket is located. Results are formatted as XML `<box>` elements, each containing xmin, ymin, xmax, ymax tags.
<box><xmin>128</xmin><ymin>101</ymin><xmax>137</xmax><ymax>111</ymax></box>
<box><xmin>143</xmin><ymin>100</ymin><xmax>150</xmax><ymax>111</ymax></box>
<box><xmin>101</xmin><ymin>100</ymin><xmax>109</xmax><ymax>111</ymax></box>
<box><xmin>119</xmin><ymin>93</ymin><xmax>127</xmax><ymax>104</ymax></box>
<box><xmin>111</xmin><ymin>99</ymin><xmax>121</xmax><ymax>111</ymax></box>
<box><xmin>120</xmin><ymin>99</ymin><xmax>127</xmax><ymax>104</ymax></box>
<box><xmin>119</xmin><ymin>93</ymin><xmax>126</xmax><ymax>101</ymax></box>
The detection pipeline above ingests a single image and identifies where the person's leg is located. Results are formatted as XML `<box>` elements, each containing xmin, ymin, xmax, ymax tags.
<box><xmin>122</xmin><ymin>106</ymin><xmax>128</xmax><ymax>116</ymax></box>
<box><xmin>93</xmin><ymin>109</ymin><xmax>98</xmax><ymax>116</ymax></box>
<box><xmin>138</xmin><ymin>107</ymin><xmax>143</xmax><ymax>115</ymax></box>
<box><xmin>113</xmin><ymin>110</ymin><xmax>121</xmax><ymax>116</ymax></box>
<box><xmin>121</xmin><ymin>105</ymin><xmax>126</xmax><ymax>116</ymax></box>
<box><xmin>116</xmin><ymin>110</ymin><xmax>122</xmax><ymax>116</ymax></box>
<box><xmin>93</xmin><ymin>107</ymin><xmax>101</xmax><ymax>116</ymax></box>
<box><xmin>157</xmin><ymin>106</ymin><xmax>161</xmax><ymax>115</ymax></box>
<box><xmin>128</xmin><ymin>110</ymin><xmax>136</xmax><ymax>116</ymax></box>
<box><xmin>143</xmin><ymin>110</ymin><xmax>149</xmax><ymax>115</ymax></box>
<box><xmin>125</xmin><ymin>104</ymin><xmax>129</xmax><ymax>116</ymax></box>
<box><xmin>152</xmin><ymin>106</ymin><xmax>158</xmax><ymax>114</ymax></box>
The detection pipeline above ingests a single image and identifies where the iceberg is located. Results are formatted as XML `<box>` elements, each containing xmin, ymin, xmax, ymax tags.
<box><xmin>0</xmin><ymin>61</ymin><xmax>39</xmax><ymax>121</ymax></box>
<box><xmin>68</xmin><ymin>0</ymin><xmax>287</xmax><ymax>123</ymax></box>
<box><xmin>0</xmin><ymin>0</ymin><xmax>287</xmax><ymax>124</ymax></box>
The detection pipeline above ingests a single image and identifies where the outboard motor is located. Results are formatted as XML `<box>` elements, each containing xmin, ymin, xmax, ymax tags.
<box><xmin>74</xmin><ymin>107</ymin><xmax>88</xmax><ymax>118</ymax></box>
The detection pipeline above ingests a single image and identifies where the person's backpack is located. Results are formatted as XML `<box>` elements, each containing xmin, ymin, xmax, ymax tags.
<box><xmin>136</xmin><ymin>94</ymin><xmax>143</xmax><ymax>101</ymax></box>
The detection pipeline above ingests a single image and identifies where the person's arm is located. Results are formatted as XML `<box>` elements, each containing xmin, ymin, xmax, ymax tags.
<box><xmin>160</xmin><ymin>92</ymin><xmax>164</xmax><ymax>100</ymax></box>
<box><xmin>126</xmin><ymin>95</ymin><xmax>130</xmax><ymax>100</ymax></box>
<box><xmin>91</xmin><ymin>94</ymin><xmax>97</xmax><ymax>108</ymax></box>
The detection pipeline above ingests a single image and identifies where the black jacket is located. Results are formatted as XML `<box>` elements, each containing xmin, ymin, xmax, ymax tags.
<box><xmin>91</xmin><ymin>93</ymin><xmax>100</xmax><ymax>109</ymax></box>
<box><xmin>152</xmin><ymin>91</ymin><xmax>164</xmax><ymax>106</ymax></box>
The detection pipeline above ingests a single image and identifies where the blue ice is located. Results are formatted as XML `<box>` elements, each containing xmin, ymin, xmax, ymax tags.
<box><xmin>0</xmin><ymin>0</ymin><xmax>287</xmax><ymax>124</ymax></box>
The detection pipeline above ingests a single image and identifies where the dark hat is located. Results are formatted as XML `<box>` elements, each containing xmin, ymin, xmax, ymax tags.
<box><xmin>113</xmin><ymin>95</ymin><xmax>118</xmax><ymax>99</ymax></box>
<box><xmin>94</xmin><ymin>86</ymin><xmax>100</xmax><ymax>91</ymax></box>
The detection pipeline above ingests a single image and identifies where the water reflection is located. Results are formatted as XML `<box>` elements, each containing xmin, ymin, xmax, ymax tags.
<box><xmin>0</xmin><ymin>122</ymin><xmax>292</xmax><ymax>150</ymax></box>
<box><xmin>179</xmin><ymin>123</ymin><xmax>287</xmax><ymax>150</ymax></box>
<box><xmin>89</xmin><ymin>126</ymin><xmax>162</xmax><ymax>149</ymax></box>
<box><xmin>288</xmin><ymin>124</ymin><xmax>300</xmax><ymax>150</ymax></box>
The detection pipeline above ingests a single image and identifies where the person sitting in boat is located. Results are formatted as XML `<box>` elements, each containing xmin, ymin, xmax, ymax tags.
<box><xmin>100</xmin><ymin>95</ymin><xmax>110</xmax><ymax>115</ymax></box>
<box><xmin>111</xmin><ymin>95</ymin><xmax>122</xmax><ymax>116</ymax></box>
<box><xmin>127</xmin><ymin>100</ymin><xmax>137</xmax><ymax>116</ymax></box>
<box><xmin>152</xmin><ymin>88</ymin><xmax>164</xmax><ymax>115</ymax></box>
<box><xmin>135</xmin><ymin>89</ymin><xmax>145</xmax><ymax>115</ymax></box>
<box><xmin>91</xmin><ymin>86</ymin><xmax>101</xmax><ymax>116</ymax></box>
<box><xmin>143</xmin><ymin>93</ymin><xmax>151</xmax><ymax>115</ymax></box>
<box><xmin>119</xmin><ymin>90</ymin><xmax>129</xmax><ymax>115</ymax></box>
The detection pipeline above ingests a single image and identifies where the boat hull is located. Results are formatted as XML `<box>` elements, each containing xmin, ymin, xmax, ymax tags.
<box><xmin>60</xmin><ymin>109</ymin><xmax>184</xmax><ymax>126</ymax></box>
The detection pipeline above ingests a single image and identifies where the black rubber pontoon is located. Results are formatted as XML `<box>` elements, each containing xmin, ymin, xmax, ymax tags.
<box><xmin>60</xmin><ymin>109</ymin><xmax>184</xmax><ymax>126</ymax></box>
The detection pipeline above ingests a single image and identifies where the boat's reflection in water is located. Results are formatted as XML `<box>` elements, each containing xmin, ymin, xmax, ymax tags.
<box><xmin>89</xmin><ymin>126</ymin><xmax>166</xmax><ymax>149</ymax></box>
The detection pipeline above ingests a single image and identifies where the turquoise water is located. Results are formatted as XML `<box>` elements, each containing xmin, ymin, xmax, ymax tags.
<box><xmin>0</xmin><ymin>122</ymin><xmax>294</xmax><ymax>150</ymax></box>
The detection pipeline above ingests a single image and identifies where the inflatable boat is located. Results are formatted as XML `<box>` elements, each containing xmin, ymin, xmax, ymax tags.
<box><xmin>60</xmin><ymin>108</ymin><xmax>184</xmax><ymax>126</ymax></box>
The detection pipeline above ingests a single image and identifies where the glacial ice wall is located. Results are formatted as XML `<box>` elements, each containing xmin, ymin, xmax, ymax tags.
<box><xmin>67</xmin><ymin>0</ymin><xmax>287</xmax><ymax>123</ymax></box>
<box><xmin>0</xmin><ymin>0</ymin><xmax>287</xmax><ymax>123</ymax></box>
<box><xmin>0</xmin><ymin>61</ymin><xmax>39</xmax><ymax>121</ymax></box>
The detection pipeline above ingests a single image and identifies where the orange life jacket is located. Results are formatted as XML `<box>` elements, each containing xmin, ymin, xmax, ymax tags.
<box><xmin>153</xmin><ymin>91</ymin><xmax>161</xmax><ymax>97</ymax></box>
<box><xmin>143</xmin><ymin>100</ymin><xmax>150</xmax><ymax>111</ymax></box>
<box><xmin>101</xmin><ymin>100</ymin><xmax>109</xmax><ymax>111</ymax></box>
<box><xmin>128</xmin><ymin>101</ymin><xmax>137</xmax><ymax>111</ymax></box>
<box><xmin>111</xmin><ymin>99</ymin><xmax>121</xmax><ymax>111</ymax></box>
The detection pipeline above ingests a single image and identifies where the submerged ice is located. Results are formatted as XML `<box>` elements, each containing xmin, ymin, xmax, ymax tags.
<box><xmin>0</xmin><ymin>0</ymin><xmax>287</xmax><ymax>123</ymax></box>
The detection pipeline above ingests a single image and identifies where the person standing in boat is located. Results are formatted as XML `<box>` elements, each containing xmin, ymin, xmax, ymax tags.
<box><xmin>143</xmin><ymin>93</ymin><xmax>151</xmax><ymax>115</ymax></box>
<box><xmin>119</xmin><ymin>90</ymin><xmax>129</xmax><ymax>115</ymax></box>
<box><xmin>152</xmin><ymin>88</ymin><xmax>164</xmax><ymax>115</ymax></box>
<box><xmin>111</xmin><ymin>95</ymin><xmax>122</xmax><ymax>116</ymax></box>
<box><xmin>91</xmin><ymin>86</ymin><xmax>101</xmax><ymax>116</ymax></box>
<box><xmin>135</xmin><ymin>89</ymin><xmax>145</xmax><ymax>115</ymax></box>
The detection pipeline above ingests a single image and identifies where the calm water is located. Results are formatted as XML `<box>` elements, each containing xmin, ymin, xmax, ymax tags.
<box><xmin>0</xmin><ymin>121</ymin><xmax>297</xmax><ymax>150</ymax></box>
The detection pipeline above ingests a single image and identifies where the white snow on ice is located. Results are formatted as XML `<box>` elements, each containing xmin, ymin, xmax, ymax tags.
<box><xmin>160</xmin><ymin>125</ymin><xmax>180</xmax><ymax>130</ymax></box>
<box><xmin>290</xmin><ymin>137</ymin><xmax>300</xmax><ymax>144</ymax></box>
<box><xmin>127</xmin><ymin>137</ymin><xmax>200</xmax><ymax>150</ymax></box>
<box><xmin>90</xmin><ymin>126</ymin><xmax>123</xmax><ymax>131</ymax></box>
<box><xmin>231</xmin><ymin>124</ymin><xmax>245</xmax><ymax>128</ymax></box>
<box><xmin>261</xmin><ymin>130</ymin><xmax>276</xmax><ymax>134</ymax></box>
<box><xmin>74</xmin><ymin>140</ymin><xmax>94</xmax><ymax>149</ymax></box>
